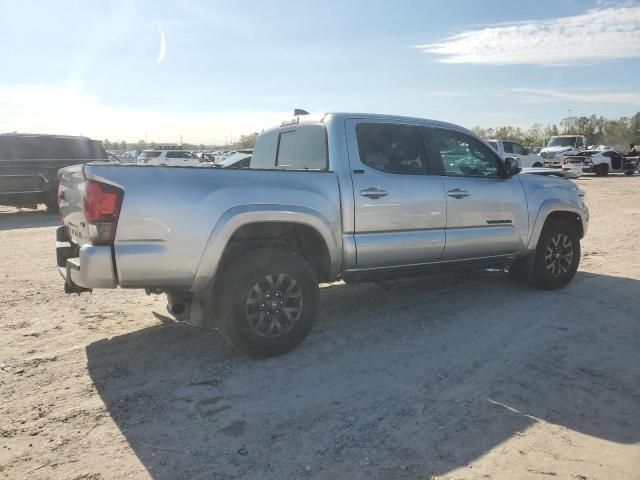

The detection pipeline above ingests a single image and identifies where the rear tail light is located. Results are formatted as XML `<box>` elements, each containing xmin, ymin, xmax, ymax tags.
<box><xmin>83</xmin><ymin>180</ymin><xmax>123</xmax><ymax>245</ymax></box>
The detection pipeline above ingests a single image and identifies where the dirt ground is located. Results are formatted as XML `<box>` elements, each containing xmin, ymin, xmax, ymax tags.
<box><xmin>1</xmin><ymin>175</ymin><xmax>639</xmax><ymax>480</ymax></box>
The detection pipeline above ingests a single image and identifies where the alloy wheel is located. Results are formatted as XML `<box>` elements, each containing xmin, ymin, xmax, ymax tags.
<box><xmin>244</xmin><ymin>273</ymin><xmax>303</xmax><ymax>337</ymax></box>
<box><xmin>544</xmin><ymin>233</ymin><xmax>574</xmax><ymax>277</ymax></box>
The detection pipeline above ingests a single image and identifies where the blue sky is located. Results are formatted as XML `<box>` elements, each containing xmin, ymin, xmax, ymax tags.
<box><xmin>1</xmin><ymin>0</ymin><xmax>639</xmax><ymax>143</ymax></box>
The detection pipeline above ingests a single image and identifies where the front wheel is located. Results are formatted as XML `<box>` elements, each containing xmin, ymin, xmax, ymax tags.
<box><xmin>214</xmin><ymin>248</ymin><xmax>319</xmax><ymax>358</ymax></box>
<box><xmin>529</xmin><ymin>220</ymin><xmax>580</xmax><ymax>290</ymax></box>
<box><xmin>624</xmin><ymin>171</ymin><xmax>634</xmax><ymax>176</ymax></box>
<box><xmin>532</xmin><ymin>162</ymin><xmax>543</xmax><ymax>168</ymax></box>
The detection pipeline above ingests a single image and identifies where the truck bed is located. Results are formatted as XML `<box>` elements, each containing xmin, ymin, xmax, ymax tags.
<box><xmin>58</xmin><ymin>163</ymin><xmax>342</xmax><ymax>290</ymax></box>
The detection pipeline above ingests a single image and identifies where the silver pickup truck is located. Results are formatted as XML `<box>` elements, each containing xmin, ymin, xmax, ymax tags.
<box><xmin>56</xmin><ymin>113</ymin><xmax>589</xmax><ymax>357</ymax></box>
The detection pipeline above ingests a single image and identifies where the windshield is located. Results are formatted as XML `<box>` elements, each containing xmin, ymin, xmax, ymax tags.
<box><xmin>487</xmin><ymin>141</ymin><xmax>498</xmax><ymax>151</ymax></box>
<box><xmin>547</xmin><ymin>137</ymin><xmax>577</xmax><ymax>148</ymax></box>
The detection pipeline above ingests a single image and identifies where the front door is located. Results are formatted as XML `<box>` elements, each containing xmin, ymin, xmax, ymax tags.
<box><xmin>346</xmin><ymin>120</ymin><xmax>447</xmax><ymax>269</ymax></box>
<box><xmin>428</xmin><ymin>128</ymin><xmax>529</xmax><ymax>260</ymax></box>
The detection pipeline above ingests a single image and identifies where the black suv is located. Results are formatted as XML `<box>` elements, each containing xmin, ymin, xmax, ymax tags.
<box><xmin>0</xmin><ymin>134</ymin><xmax>108</xmax><ymax>211</ymax></box>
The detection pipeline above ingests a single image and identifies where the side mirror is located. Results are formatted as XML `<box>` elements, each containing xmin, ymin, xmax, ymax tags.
<box><xmin>504</xmin><ymin>157</ymin><xmax>522</xmax><ymax>176</ymax></box>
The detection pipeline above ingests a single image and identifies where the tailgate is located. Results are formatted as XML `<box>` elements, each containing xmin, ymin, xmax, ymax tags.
<box><xmin>58</xmin><ymin>165</ymin><xmax>88</xmax><ymax>245</ymax></box>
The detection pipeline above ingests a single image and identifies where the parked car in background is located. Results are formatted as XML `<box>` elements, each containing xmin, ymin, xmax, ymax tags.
<box><xmin>562</xmin><ymin>149</ymin><xmax>639</xmax><ymax>176</ymax></box>
<box><xmin>215</xmin><ymin>151</ymin><xmax>251</xmax><ymax>168</ymax></box>
<box><xmin>487</xmin><ymin>139</ymin><xmax>544</xmax><ymax>168</ymax></box>
<box><xmin>0</xmin><ymin>133</ymin><xmax>108</xmax><ymax>210</ymax></box>
<box><xmin>137</xmin><ymin>149</ymin><xmax>200</xmax><ymax>166</ymax></box>
<box><xmin>540</xmin><ymin>135</ymin><xmax>587</xmax><ymax>167</ymax></box>
<box><xmin>56</xmin><ymin>112</ymin><xmax>588</xmax><ymax>358</ymax></box>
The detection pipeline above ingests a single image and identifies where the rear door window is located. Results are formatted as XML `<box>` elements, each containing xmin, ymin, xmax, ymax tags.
<box><xmin>355</xmin><ymin>123</ymin><xmax>428</xmax><ymax>174</ymax></box>
<box><xmin>502</xmin><ymin>142</ymin><xmax>514</xmax><ymax>154</ymax></box>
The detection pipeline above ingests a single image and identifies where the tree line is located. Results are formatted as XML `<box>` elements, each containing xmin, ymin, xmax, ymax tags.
<box><xmin>472</xmin><ymin>112</ymin><xmax>640</xmax><ymax>148</ymax></box>
<box><xmin>102</xmin><ymin>132</ymin><xmax>260</xmax><ymax>151</ymax></box>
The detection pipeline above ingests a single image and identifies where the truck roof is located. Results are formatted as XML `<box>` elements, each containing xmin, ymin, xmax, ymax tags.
<box><xmin>264</xmin><ymin>112</ymin><xmax>467</xmax><ymax>134</ymax></box>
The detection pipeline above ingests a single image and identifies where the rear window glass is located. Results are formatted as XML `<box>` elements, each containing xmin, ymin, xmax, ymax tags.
<box><xmin>276</xmin><ymin>125</ymin><xmax>327</xmax><ymax>170</ymax></box>
<box><xmin>276</xmin><ymin>131</ymin><xmax>297</xmax><ymax>167</ymax></box>
<box><xmin>251</xmin><ymin>125</ymin><xmax>327</xmax><ymax>170</ymax></box>
<box><xmin>251</xmin><ymin>131</ymin><xmax>279</xmax><ymax>169</ymax></box>
<box><xmin>140</xmin><ymin>151</ymin><xmax>162</xmax><ymax>158</ymax></box>
<box><xmin>0</xmin><ymin>136</ymin><xmax>107</xmax><ymax>160</ymax></box>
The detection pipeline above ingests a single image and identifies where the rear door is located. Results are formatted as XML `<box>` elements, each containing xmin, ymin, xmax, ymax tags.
<box><xmin>428</xmin><ymin>128</ymin><xmax>528</xmax><ymax>260</ymax></box>
<box><xmin>346</xmin><ymin>119</ymin><xmax>446</xmax><ymax>269</ymax></box>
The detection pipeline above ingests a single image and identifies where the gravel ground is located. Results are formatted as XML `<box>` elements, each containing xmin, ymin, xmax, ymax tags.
<box><xmin>1</xmin><ymin>176</ymin><xmax>639</xmax><ymax>480</ymax></box>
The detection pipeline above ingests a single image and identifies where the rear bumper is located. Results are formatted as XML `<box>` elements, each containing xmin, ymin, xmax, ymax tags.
<box><xmin>56</xmin><ymin>226</ymin><xmax>117</xmax><ymax>289</ymax></box>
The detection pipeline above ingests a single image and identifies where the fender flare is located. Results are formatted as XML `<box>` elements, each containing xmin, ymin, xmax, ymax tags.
<box><xmin>191</xmin><ymin>204</ymin><xmax>341</xmax><ymax>292</ymax></box>
<box><xmin>527</xmin><ymin>200</ymin><xmax>585</xmax><ymax>250</ymax></box>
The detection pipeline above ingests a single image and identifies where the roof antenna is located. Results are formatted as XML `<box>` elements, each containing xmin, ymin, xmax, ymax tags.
<box><xmin>294</xmin><ymin>108</ymin><xmax>309</xmax><ymax>116</ymax></box>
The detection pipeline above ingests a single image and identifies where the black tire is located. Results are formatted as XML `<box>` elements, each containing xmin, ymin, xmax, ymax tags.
<box><xmin>595</xmin><ymin>164</ymin><xmax>609</xmax><ymax>176</ymax></box>
<box><xmin>532</xmin><ymin>162</ymin><xmax>543</xmax><ymax>168</ymax></box>
<box><xmin>44</xmin><ymin>189</ymin><xmax>59</xmax><ymax>212</ymax></box>
<box><xmin>528</xmin><ymin>219</ymin><xmax>580</xmax><ymax>290</ymax></box>
<box><xmin>214</xmin><ymin>248</ymin><xmax>319</xmax><ymax>358</ymax></box>
<box><xmin>624</xmin><ymin>171</ymin><xmax>634</xmax><ymax>176</ymax></box>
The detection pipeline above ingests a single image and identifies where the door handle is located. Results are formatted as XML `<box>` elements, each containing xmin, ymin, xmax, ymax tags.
<box><xmin>360</xmin><ymin>187</ymin><xmax>388</xmax><ymax>199</ymax></box>
<box><xmin>447</xmin><ymin>188</ymin><xmax>470</xmax><ymax>199</ymax></box>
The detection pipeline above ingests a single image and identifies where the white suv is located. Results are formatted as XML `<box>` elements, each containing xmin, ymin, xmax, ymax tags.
<box><xmin>137</xmin><ymin>149</ymin><xmax>200</xmax><ymax>166</ymax></box>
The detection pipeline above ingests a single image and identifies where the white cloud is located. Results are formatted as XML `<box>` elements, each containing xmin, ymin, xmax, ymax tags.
<box><xmin>157</xmin><ymin>24</ymin><xmax>166</xmax><ymax>64</ymax></box>
<box><xmin>511</xmin><ymin>88</ymin><xmax>640</xmax><ymax>105</ymax></box>
<box><xmin>0</xmin><ymin>85</ymin><xmax>288</xmax><ymax>144</ymax></box>
<box><xmin>416</xmin><ymin>6</ymin><xmax>640</xmax><ymax>65</ymax></box>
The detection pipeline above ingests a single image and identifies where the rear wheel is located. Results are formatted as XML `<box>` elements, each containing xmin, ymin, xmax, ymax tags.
<box><xmin>44</xmin><ymin>189</ymin><xmax>59</xmax><ymax>212</ymax></box>
<box><xmin>532</xmin><ymin>162</ymin><xmax>543</xmax><ymax>168</ymax></box>
<box><xmin>214</xmin><ymin>248</ymin><xmax>319</xmax><ymax>358</ymax></box>
<box><xmin>529</xmin><ymin>220</ymin><xmax>580</xmax><ymax>290</ymax></box>
<box><xmin>624</xmin><ymin>170</ymin><xmax>634</xmax><ymax>176</ymax></box>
